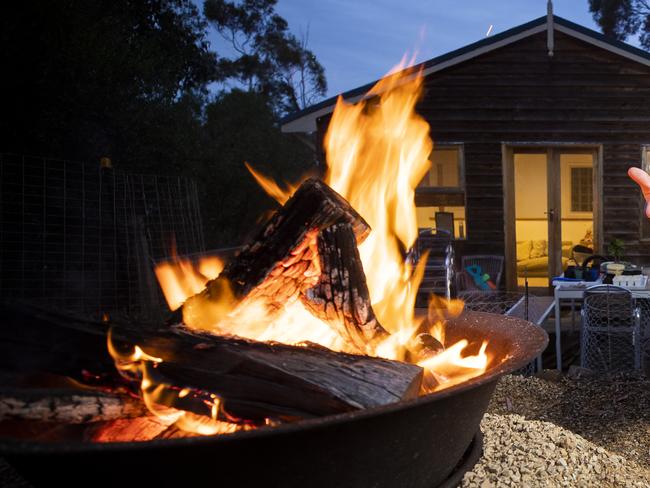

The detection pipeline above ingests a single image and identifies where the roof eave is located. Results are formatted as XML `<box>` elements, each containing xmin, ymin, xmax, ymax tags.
<box><xmin>281</xmin><ymin>15</ymin><xmax>650</xmax><ymax>133</ymax></box>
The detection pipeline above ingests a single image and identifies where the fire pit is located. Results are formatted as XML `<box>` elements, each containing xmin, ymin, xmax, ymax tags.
<box><xmin>1</xmin><ymin>311</ymin><xmax>546</xmax><ymax>488</ymax></box>
<box><xmin>1</xmin><ymin>60</ymin><xmax>547</xmax><ymax>487</ymax></box>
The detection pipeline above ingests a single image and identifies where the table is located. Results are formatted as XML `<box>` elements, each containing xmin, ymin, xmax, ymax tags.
<box><xmin>553</xmin><ymin>280</ymin><xmax>650</xmax><ymax>370</ymax></box>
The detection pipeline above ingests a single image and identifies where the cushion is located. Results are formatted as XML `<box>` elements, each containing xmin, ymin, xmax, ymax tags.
<box><xmin>530</xmin><ymin>240</ymin><xmax>547</xmax><ymax>258</ymax></box>
<box><xmin>516</xmin><ymin>240</ymin><xmax>532</xmax><ymax>261</ymax></box>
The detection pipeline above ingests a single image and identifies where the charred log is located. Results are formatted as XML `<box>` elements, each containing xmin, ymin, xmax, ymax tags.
<box><xmin>0</xmin><ymin>302</ymin><xmax>423</xmax><ymax>424</ymax></box>
<box><xmin>302</xmin><ymin>223</ymin><xmax>388</xmax><ymax>353</ymax></box>
<box><xmin>120</xmin><ymin>325</ymin><xmax>423</xmax><ymax>422</ymax></box>
<box><xmin>0</xmin><ymin>388</ymin><xmax>147</xmax><ymax>424</ymax></box>
<box><xmin>183</xmin><ymin>179</ymin><xmax>370</xmax><ymax>329</ymax></box>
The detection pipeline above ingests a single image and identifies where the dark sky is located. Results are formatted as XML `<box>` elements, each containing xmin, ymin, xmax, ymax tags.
<box><xmin>202</xmin><ymin>1</ymin><xmax>634</xmax><ymax>102</ymax></box>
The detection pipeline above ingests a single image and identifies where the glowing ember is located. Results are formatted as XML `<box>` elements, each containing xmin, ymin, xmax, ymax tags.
<box><xmin>121</xmin><ymin>59</ymin><xmax>491</xmax><ymax>437</ymax></box>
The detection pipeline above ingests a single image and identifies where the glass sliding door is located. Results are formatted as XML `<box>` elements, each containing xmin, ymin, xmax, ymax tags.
<box><xmin>510</xmin><ymin>148</ymin><xmax>596</xmax><ymax>288</ymax></box>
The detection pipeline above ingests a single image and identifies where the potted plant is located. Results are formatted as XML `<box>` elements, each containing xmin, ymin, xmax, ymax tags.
<box><xmin>606</xmin><ymin>238</ymin><xmax>626</xmax><ymax>276</ymax></box>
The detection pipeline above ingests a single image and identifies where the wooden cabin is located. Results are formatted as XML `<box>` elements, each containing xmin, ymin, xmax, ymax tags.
<box><xmin>282</xmin><ymin>15</ymin><xmax>650</xmax><ymax>290</ymax></box>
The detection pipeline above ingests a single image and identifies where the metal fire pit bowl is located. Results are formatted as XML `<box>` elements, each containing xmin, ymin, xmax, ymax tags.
<box><xmin>1</xmin><ymin>311</ymin><xmax>547</xmax><ymax>488</ymax></box>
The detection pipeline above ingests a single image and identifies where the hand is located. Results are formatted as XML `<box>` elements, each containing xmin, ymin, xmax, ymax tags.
<box><xmin>628</xmin><ymin>167</ymin><xmax>650</xmax><ymax>218</ymax></box>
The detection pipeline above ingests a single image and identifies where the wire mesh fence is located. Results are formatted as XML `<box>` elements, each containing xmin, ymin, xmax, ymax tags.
<box><xmin>580</xmin><ymin>289</ymin><xmax>641</xmax><ymax>374</ymax></box>
<box><xmin>0</xmin><ymin>153</ymin><xmax>205</xmax><ymax>321</ymax></box>
<box><xmin>460</xmin><ymin>291</ymin><xmax>550</xmax><ymax>375</ymax></box>
<box><xmin>636</xmin><ymin>298</ymin><xmax>650</xmax><ymax>375</ymax></box>
<box><xmin>461</xmin><ymin>291</ymin><xmax>525</xmax><ymax>315</ymax></box>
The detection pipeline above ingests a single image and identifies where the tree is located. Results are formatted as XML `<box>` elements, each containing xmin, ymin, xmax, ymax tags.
<box><xmin>0</xmin><ymin>0</ymin><xmax>324</xmax><ymax>248</ymax></box>
<box><xmin>199</xmin><ymin>89</ymin><xmax>318</xmax><ymax>246</ymax></box>
<box><xmin>0</xmin><ymin>0</ymin><xmax>217</xmax><ymax>165</ymax></box>
<box><xmin>588</xmin><ymin>0</ymin><xmax>650</xmax><ymax>48</ymax></box>
<box><xmin>203</xmin><ymin>0</ymin><xmax>326</xmax><ymax>115</ymax></box>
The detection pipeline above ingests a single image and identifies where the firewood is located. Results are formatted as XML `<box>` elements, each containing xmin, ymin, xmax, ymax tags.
<box><xmin>183</xmin><ymin>178</ymin><xmax>370</xmax><ymax>329</ymax></box>
<box><xmin>120</xmin><ymin>325</ymin><xmax>423</xmax><ymax>422</ymax></box>
<box><xmin>0</xmin><ymin>302</ymin><xmax>423</xmax><ymax>424</ymax></box>
<box><xmin>0</xmin><ymin>388</ymin><xmax>147</xmax><ymax>424</ymax></box>
<box><xmin>302</xmin><ymin>223</ymin><xmax>388</xmax><ymax>353</ymax></box>
<box><xmin>405</xmin><ymin>333</ymin><xmax>445</xmax><ymax>363</ymax></box>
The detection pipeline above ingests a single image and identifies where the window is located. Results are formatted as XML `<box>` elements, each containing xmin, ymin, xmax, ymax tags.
<box><xmin>418</xmin><ymin>146</ymin><xmax>463</xmax><ymax>189</ymax></box>
<box><xmin>570</xmin><ymin>167</ymin><xmax>593</xmax><ymax>212</ymax></box>
<box><xmin>415</xmin><ymin>145</ymin><xmax>467</xmax><ymax>239</ymax></box>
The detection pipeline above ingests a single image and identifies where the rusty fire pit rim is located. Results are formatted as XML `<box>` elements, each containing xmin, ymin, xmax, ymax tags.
<box><xmin>0</xmin><ymin>311</ymin><xmax>547</xmax><ymax>453</ymax></box>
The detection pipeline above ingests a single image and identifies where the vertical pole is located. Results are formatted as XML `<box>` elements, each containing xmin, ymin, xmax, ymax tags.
<box><xmin>524</xmin><ymin>267</ymin><xmax>529</xmax><ymax>321</ymax></box>
<box><xmin>547</xmin><ymin>0</ymin><xmax>554</xmax><ymax>57</ymax></box>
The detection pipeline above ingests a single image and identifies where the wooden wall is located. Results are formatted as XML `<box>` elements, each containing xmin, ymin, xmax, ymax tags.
<box><xmin>419</xmin><ymin>30</ymin><xmax>650</xmax><ymax>262</ymax></box>
<box><xmin>317</xmin><ymin>30</ymin><xmax>650</xmax><ymax>265</ymax></box>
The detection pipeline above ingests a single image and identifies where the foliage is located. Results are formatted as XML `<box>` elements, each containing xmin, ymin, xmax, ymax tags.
<box><xmin>589</xmin><ymin>0</ymin><xmax>650</xmax><ymax>48</ymax></box>
<box><xmin>0</xmin><ymin>0</ymin><xmax>216</xmax><ymax>165</ymax></box>
<box><xmin>203</xmin><ymin>0</ymin><xmax>327</xmax><ymax>115</ymax></box>
<box><xmin>199</xmin><ymin>90</ymin><xmax>318</xmax><ymax>246</ymax></box>
<box><xmin>607</xmin><ymin>238</ymin><xmax>626</xmax><ymax>261</ymax></box>
<box><xmin>0</xmin><ymin>0</ymin><xmax>324</xmax><ymax>248</ymax></box>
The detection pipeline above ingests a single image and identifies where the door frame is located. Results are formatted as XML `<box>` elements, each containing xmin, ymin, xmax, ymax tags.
<box><xmin>502</xmin><ymin>143</ymin><xmax>603</xmax><ymax>291</ymax></box>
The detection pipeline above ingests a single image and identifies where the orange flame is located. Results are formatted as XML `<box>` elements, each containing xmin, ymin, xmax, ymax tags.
<box><xmin>245</xmin><ymin>162</ymin><xmax>298</xmax><ymax>205</ymax></box>
<box><xmin>107</xmin><ymin>330</ymin><xmax>250</xmax><ymax>437</ymax></box>
<box><xmin>154</xmin><ymin>255</ymin><xmax>224</xmax><ymax>311</ymax></box>
<box><xmin>137</xmin><ymin>58</ymin><xmax>491</xmax><ymax>436</ymax></box>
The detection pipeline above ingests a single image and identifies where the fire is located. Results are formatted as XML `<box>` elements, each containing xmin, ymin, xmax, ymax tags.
<box><xmin>134</xmin><ymin>59</ymin><xmax>491</xmax><ymax>436</ymax></box>
<box><xmin>325</xmin><ymin>65</ymin><xmax>431</xmax><ymax>334</ymax></box>
<box><xmin>107</xmin><ymin>330</ymin><xmax>251</xmax><ymax>436</ymax></box>
<box><xmin>323</xmin><ymin>61</ymin><xmax>489</xmax><ymax>384</ymax></box>
<box><xmin>244</xmin><ymin>162</ymin><xmax>298</xmax><ymax>205</ymax></box>
<box><xmin>155</xmin><ymin>255</ymin><xmax>224</xmax><ymax>311</ymax></box>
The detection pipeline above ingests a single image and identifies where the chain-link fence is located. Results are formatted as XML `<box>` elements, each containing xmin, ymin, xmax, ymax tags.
<box><xmin>0</xmin><ymin>153</ymin><xmax>205</xmax><ymax>321</ymax></box>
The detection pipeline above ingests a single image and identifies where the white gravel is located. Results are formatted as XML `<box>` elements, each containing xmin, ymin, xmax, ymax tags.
<box><xmin>463</xmin><ymin>413</ymin><xmax>650</xmax><ymax>487</ymax></box>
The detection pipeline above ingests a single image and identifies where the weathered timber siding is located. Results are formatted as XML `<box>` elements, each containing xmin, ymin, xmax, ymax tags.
<box><xmin>316</xmin><ymin>30</ymin><xmax>650</xmax><ymax>262</ymax></box>
<box><xmin>419</xmin><ymin>30</ymin><xmax>650</xmax><ymax>261</ymax></box>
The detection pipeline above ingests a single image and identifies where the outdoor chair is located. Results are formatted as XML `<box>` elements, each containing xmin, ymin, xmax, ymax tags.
<box><xmin>580</xmin><ymin>285</ymin><xmax>642</xmax><ymax>373</ymax></box>
<box><xmin>434</xmin><ymin>212</ymin><xmax>455</xmax><ymax>239</ymax></box>
<box><xmin>456</xmin><ymin>255</ymin><xmax>504</xmax><ymax>298</ymax></box>
<box><xmin>414</xmin><ymin>228</ymin><xmax>454</xmax><ymax>301</ymax></box>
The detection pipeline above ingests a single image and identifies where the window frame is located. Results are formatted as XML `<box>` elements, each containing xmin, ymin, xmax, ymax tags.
<box><xmin>416</xmin><ymin>143</ymin><xmax>465</xmax><ymax>194</ymax></box>
<box><xmin>568</xmin><ymin>164</ymin><xmax>594</xmax><ymax>216</ymax></box>
<box><xmin>414</xmin><ymin>143</ymin><xmax>467</xmax><ymax>239</ymax></box>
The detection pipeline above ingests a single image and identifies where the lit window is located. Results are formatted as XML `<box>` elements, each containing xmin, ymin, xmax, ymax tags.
<box><xmin>570</xmin><ymin>167</ymin><xmax>593</xmax><ymax>213</ymax></box>
<box><xmin>418</xmin><ymin>147</ymin><xmax>463</xmax><ymax>189</ymax></box>
<box><xmin>415</xmin><ymin>145</ymin><xmax>466</xmax><ymax>239</ymax></box>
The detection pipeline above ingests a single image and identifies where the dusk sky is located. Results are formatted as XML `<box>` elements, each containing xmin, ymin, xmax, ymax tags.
<box><xmin>202</xmin><ymin>1</ymin><xmax>637</xmax><ymax>103</ymax></box>
<box><xmin>273</xmin><ymin>0</ymin><xmax>601</xmax><ymax>99</ymax></box>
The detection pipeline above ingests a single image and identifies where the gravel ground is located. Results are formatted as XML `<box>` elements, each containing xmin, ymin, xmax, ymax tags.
<box><xmin>462</xmin><ymin>373</ymin><xmax>650</xmax><ymax>487</ymax></box>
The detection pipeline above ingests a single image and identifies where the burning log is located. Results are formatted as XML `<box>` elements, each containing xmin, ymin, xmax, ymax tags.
<box><xmin>302</xmin><ymin>223</ymin><xmax>388</xmax><ymax>353</ymax></box>
<box><xmin>120</xmin><ymin>325</ymin><xmax>423</xmax><ymax>422</ymax></box>
<box><xmin>406</xmin><ymin>333</ymin><xmax>445</xmax><ymax>363</ymax></box>
<box><xmin>0</xmin><ymin>388</ymin><xmax>147</xmax><ymax>423</ymax></box>
<box><xmin>0</xmin><ymin>302</ymin><xmax>423</xmax><ymax>424</ymax></box>
<box><xmin>183</xmin><ymin>178</ymin><xmax>370</xmax><ymax>329</ymax></box>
